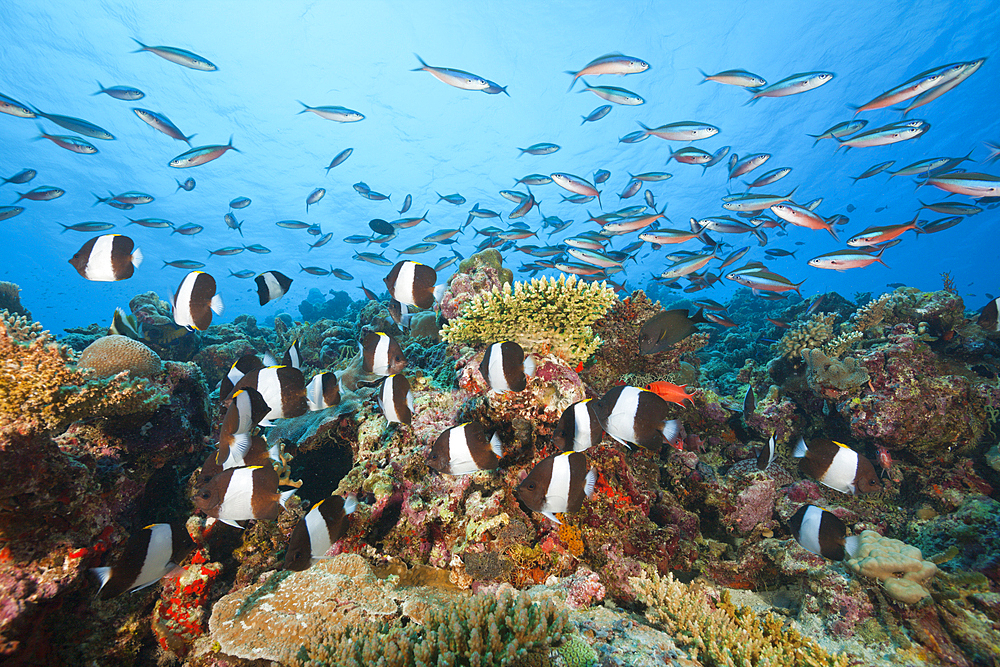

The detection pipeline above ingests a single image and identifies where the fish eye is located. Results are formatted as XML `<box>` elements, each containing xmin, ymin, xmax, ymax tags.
<box><xmin>199</xmin><ymin>490</ymin><xmax>211</xmax><ymax>499</ymax></box>
<box><xmin>526</xmin><ymin>482</ymin><xmax>535</xmax><ymax>490</ymax></box>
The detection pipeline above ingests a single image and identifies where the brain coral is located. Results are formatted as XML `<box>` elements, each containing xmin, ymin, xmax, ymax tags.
<box><xmin>440</xmin><ymin>274</ymin><xmax>617</xmax><ymax>364</ymax></box>
<box><xmin>77</xmin><ymin>335</ymin><xmax>162</xmax><ymax>378</ymax></box>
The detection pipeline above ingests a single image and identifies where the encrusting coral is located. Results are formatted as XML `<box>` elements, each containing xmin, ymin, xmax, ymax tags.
<box><xmin>441</xmin><ymin>274</ymin><xmax>617</xmax><ymax>364</ymax></box>
<box><xmin>846</xmin><ymin>530</ymin><xmax>938</xmax><ymax>604</ymax></box>
<box><xmin>630</xmin><ymin>569</ymin><xmax>851</xmax><ymax>667</ymax></box>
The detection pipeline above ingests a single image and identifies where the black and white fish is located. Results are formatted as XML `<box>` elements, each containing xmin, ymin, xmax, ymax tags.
<box><xmin>306</xmin><ymin>372</ymin><xmax>341</xmax><ymax>410</ymax></box>
<box><xmin>255</xmin><ymin>270</ymin><xmax>293</xmax><ymax>306</ymax></box>
<box><xmin>516</xmin><ymin>451</ymin><xmax>597</xmax><ymax>524</ymax></box>
<box><xmin>283</xmin><ymin>493</ymin><xmax>358</xmax><ymax>571</ymax></box>
<box><xmin>220</xmin><ymin>354</ymin><xmax>265</xmax><ymax>401</ymax></box>
<box><xmin>172</xmin><ymin>271</ymin><xmax>224</xmax><ymax>330</ymax></box>
<box><xmin>231</xmin><ymin>366</ymin><xmax>309</xmax><ymax>426</ymax></box>
<box><xmin>792</xmin><ymin>438</ymin><xmax>881</xmax><ymax>495</ymax></box>
<box><xmin>193</xmin><ymin>465</ymin><xmax>294</xmax><ymax>527</ymax></box>
<box><xmin>788</xmin><ymin>504</ymin><xmax>860</xmax><ymax>561</ymax></box>
<box><xmin>69</xmin><ymin>234</ymin><xmax>142</xmax><ymax>281</ymax></box>
<box><xmin>217</xmin><ymin>387</ymin><xmax>271</xmax><ymax>469</ymax></box>
<box><xmin>91</xmin><ymin>522</ymin><xmax>194</xmax><ymax>599</ymax></box>
<box><xmin>377</xmin><ymin>374</ymin><xmax>413</xmax><ymax>425</ymax></box>
<box><xmin>977</xmin><ymin>297</ymin><xmax>999</xmax><ymax>331</ymax></box>
<box><xmin>479</xmin><ymin>341</ymin><xmax>536</xmax><ymax>392</ymax></box>
<box><xmin>757</xmin><ymin>434</ymin><xmax>777</xmax><ymax>471</ymax></box>
<box><xmin>426</xmin><ymin>422</ymin><xmax>503</xmax><ymax>475</ymax></box>
<box><xmin>361</xmin><ymin>331</ymin><xmax>407</xmax><ymax>376</ymax></box>
<box><xmin>110</xmin><ymin>307</ymin><xmax>142</xmax><ymax>340</ymax></box>
<box><xmin>271</xmin><ymin>339</ymin><xmax>301</xmax><ymax>370</ymax></box>
<box><xmin>553</xmin><ymin>399</ymin><xmax>603</xmax><ymax>452</ymax></box>
<box><xmin>198</xmin><ymin>434</ymin><xmax>274</xmax><ymax>487</ymax></box>
<box><xmin>383</xmin><ymin>260</ymin><xmax>444</xmax><ymax>309</ymax></box>
<box><xmin>591</xmin><ymin>385</ymin><xmax>679</xmax><ymax>452</ymax></box>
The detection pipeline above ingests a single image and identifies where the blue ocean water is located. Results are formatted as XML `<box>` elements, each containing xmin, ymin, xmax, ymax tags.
<box><xmin>0</xmin><ymin>0</ymin><xmax>997</xmax><ymax>334</ymax></box>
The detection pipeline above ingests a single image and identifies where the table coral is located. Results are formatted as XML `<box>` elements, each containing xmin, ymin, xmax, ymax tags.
<box><xmin>441</xmin><ymin>274</ymin><xmax>617</xmax><ymax>365</ymax></box>
<box><xmin>846</xmin><ymin>530</ymin><xmax>937</xmax><ymax>604</ymax></box>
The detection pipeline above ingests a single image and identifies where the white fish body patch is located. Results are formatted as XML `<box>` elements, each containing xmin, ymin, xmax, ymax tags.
<box><xmin>603</xmin><ymin>386</ymin><xmax>641</xmax><ymax>446</ymax></box>
<box><xmin>539</xmin><ymin>453</ymin><xmax>573</xmax><ymax>522</ymax></box>
<box><xmin>823</xmin><ymin>445</ymin><xmax>860</xmax><ymax>494</ymax></box>
<box><xmin>797</xmin><ymin>505</ymin><xmax>824</xmax><ymax>557</ymax></box>
<box><xmin>216</xmin><ymin>468</ymin><xmax>257</xmax><ymax>523</ymax></box>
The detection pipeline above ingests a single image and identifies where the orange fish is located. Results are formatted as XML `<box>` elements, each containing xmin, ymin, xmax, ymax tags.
<box><xmin>645</xmin><ymin>381</ymin><xmax>695</xmax><ymax>406</ymax></box>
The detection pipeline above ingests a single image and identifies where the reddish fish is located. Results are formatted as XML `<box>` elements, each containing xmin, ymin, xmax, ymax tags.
<box><xmin>645</xmin><ymin>381</ymin><xmax>695</xmax><ymax>406</ymax></box>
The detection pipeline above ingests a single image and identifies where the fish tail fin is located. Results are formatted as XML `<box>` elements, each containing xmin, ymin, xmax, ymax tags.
<box><xmin>412</xmin><ymin>53</ymin><xmax>429</xmax><ymax>71</ymax></box>
<box><xmin>874</xmin><ymin>246</ymin><xmax>890</xmax><ymax>268</ymax></box>
<box><xmin>792</xmin><ymin>436</ymin><xmax>808</xmax><ymax>458</ymax></box>
<box><xmin>490</xmin><ymin>432</ymin><xmax>503</xmax><ymax>458</ymax></box>
<box><xmin>793</xmin><ymin>279</ymin><xmax>805</xmax><ymax>296</ymax></box>
<box><xmin>584</xmin><ymin>467</ymin><xmax>598</xmax><ymax>498</ymax></box>
<box><xmin>93</xmin><ymin>81</ymin><xmax>104</xmax><ymax>96</ymax></box>
<box><xmin>697</xmin><ymin>68</ymin><xmax>709</xmax><ymax>84</ymax></box>
<box><xmin>743</xmin><ymin>92</ymin><xmax>760</xmax><ymax>106</ymax></box>
<box><xmin>565</xmin><ymin>72</ymin><xmax>580</xmax><ymax>93</ymax></box>
<box><xmin>59</xmin><ymin>223</ymin><xmax>70</xmax><ymax>233</ymax></box>
<box><xmin>279</xmin><ymin>490</ymin><xmax>296</xmax><ymax>508</ymax></box>
<box><xmin>227</xmin><ymin>135</ymin><xmax>239</xmax><ymax>152</ymax></box>
<box><xmin>130</xmin><ymin>38</ymin><xmax>148</xmax><ymax>53</ymax></box>
<box><xmin>342</xmin><ymin>492</ymin><xmax>359</xmax><ymax>514</ymax></box>
<box><xmin>296</xmin><ymin>101</ymin><xmax>310</xmax><ymax>114</ymax></box>
<box><xmin>522</xmin><ymin>354</ymin><xmax>536</xmax><ymax>377</ymax></box>
<box><xmin>844</xmin><ymin>535</ymin><xmax>861</xmax><ymax>560</ymax></box>
<box><xmin>211</xmin><ymin>293</ymin><xmax>225</xmax><ymax>316</ymax></box>
<box><xmin>846</xmin><ymin>103</ymin><xmax>862</xmax><ymax>115</ymax></box>
<box><xmin>825</xmin><ymin>224</ymin><xmax>839</xmax><ymax>242</ymax></box>
<box><xmin>90</xmin><ymin>566</ymin><xmax>113</xmax><ymax>591</ymax></box>
<box><xmin>131</xmin><ymin>247</ymin><xmax>143</xmax><ymax>269</ymax></box>
<box><xmin>183</xmin><ymin>133</ymin><xmax>196</xmax><ymax>146</ymax></box>
<box><xmin>662</xmin><ymin>419</ymin><xmax>680</xmax><ymax>444</ymax></box>
<box><xmin>576</xmin><ymin>78</ymin><xmax>591</xmax><ymax>93</ymax></box>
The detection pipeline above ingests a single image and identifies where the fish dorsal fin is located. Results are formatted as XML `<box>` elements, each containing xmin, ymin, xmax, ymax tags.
<box><xmin>541</xmin><ymin>511</ymin><xmax>562</xmax><ymax>524</ymax></box>
<box><xmin>833</xmin><ymin>440</ymin><xmax>850</xmax><ymax>449</ymax></box>
<box><xmin>490</xmin><ymin>432</ymin><xmax>503</xmax><ymax>458</ymax></box>
<box><xmin>90</xmin><ymin>566</ymin><xmax>113</xmax><ymax>590</ymax></box>
<box><xmin>584</xmin><ymin>468</ymin><xmax>598</xmax><ymax>498</ymax></box>
<box><xmin>792</xmin><ymin>437</ymin><xmax>808</xmax><ymax>458</ymax></box>
<box><xmin>263</xmin><ymin>351</ymin><xmax>278</xmax><ymax>367</ymax></box>
<box><xmin>220</xmin><ymin>519</ymin><xmax>244</xmax><ymax>529</ymax></box>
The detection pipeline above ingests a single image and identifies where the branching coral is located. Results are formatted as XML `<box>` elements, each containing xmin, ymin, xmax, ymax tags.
<box><xmin>848</xmin><ymin>292</ymin><xmax>897</xmax><ymax>333</ymax></box>
<box><xmin>777</xmin><ymin>312</ymin><xmax>837</xmax><ymax>359</ymax></box>
<box><xmin>630</xmin><ymin>570</ymin><xmax>851</xmax><ymax>667</ymax></box>
<box><xmin>441</xmin><ymin>274</ymin><xmax>617</xmax><ymax>364</ymax></box>
<box><xmin>294</xmin><ymin>588</ymin><xmax>572</xmax><ymax>667</ymax></box>
<box><xmin>0</xmin><ymin>319</ymin><xmax>168</xmax><ymax>432</ymax></box>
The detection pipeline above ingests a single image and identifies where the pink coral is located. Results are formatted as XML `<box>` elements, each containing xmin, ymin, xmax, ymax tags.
<box><xmin>564</xmin><ymin>567</ymin><xmax>606</xmax><ymax>609</ymax></box>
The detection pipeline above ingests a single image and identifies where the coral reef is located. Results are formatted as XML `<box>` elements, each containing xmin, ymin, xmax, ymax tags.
<box><xmin>77</xmin><ymin>335</ymin><xmax>163</xmax><ymax>378</ymax></box>
<box><xmin>440</xmin><ymin>249</ymin><xmax>513</xmax><ymax>321</ymax></box>
<box><xmin>0</xmin><ymin>283</ymin><xmax>30</xmax><ymax>319</ymax></box>
<box><xmin>442</xmin><ymin>274</ymin><xmax>617</xmax><ymax>365</ymax></box>
<box><xmin>846</xmin><ymin>530</ymin><xmax>937</xmax><ymax>604</ymax></box>
<box><xmin>776</xmin><ymin>312</ymin><xmax>837</xmax><ymax>359</ymax></box>
<box><xmin>802</xmin><ymin>348</ymin><xmax>869</xmax><ymax>399</ymax></box>
<box><xmin>630</xmin><ymin>569</ymin><xmax>851</xmax><ymax>667</ymax></box>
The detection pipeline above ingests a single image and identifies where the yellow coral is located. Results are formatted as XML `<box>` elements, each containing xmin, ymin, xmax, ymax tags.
<box><xmin>440</xmin><ymin>274</ymin><xmax>617</xmax><ymax>364</ymax></box>
<box><xmin>630</xmin><ymin>570</ymin><xmax>851</xmax><ymax>667</ymax></box>
<box><xmin>0</xmin><ymin>319</ymin><xmax>168</xmax><ymax>432</ymax></box>
<box><xmin>77</xmin><ymin>335</ymin><xmax>162</xmax><ymax>378</ymax></box>
<box><xmin>777</xmin><ymin>313</ymin><xmax>837</xmax><ymax>359</ymax></box>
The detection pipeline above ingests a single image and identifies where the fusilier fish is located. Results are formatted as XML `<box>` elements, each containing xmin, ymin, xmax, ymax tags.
<box><xmin>807</xmin><ymin>247</ymin><xmax>888</xmax><ymax>271</ymax></box>
<box><xmin>698</xmin><ymin>68</ymin><xmax>766</xmax><ymax>88</ymax></box>
<box><xmin>134</xmin><ymin>109</ymin><xmax>195</xmax><ymax>144</ymax></box>
<box><xmin>582</xmin><ymin>105</ymin><xmax>612</xmax><ymax>124</ymax></box>
<box><xmin>578</xmin><ymin>79</ymin><xmax>644</xmax><ymax>105</ymax></box>
<box><xmin>1</xmin><ymin>169</ymin><xmax>36</xmax><ymax>186</ymax></box>
<box><xmin>36</xmin><ymin>127</ymin><xmax>98</xmax><ymax>154</ymax></box>
<box><xmin>638</xmin><ymin>121</ymin><xmax>719</xmax><ymax>141</ymax></box>
<box><xmin>807</xmin><ymin>120</ymin><xmax>867</xmax><ymax>147</ymax></box>
<box><xmin>169</xmin><ymin>137</ymin><xmax>239</xmax><ymax>168</ymax></box>
<box><xmin>566</xmin><ymin>53</ymin><xmax>649</xmax><ymax>90</ymax></box>
<box><xmin>0</xmin><ymin>92</ymin><xmax>36</xmax><ymax>118</ymax></box>
<box><xmin>132</xmin><ymin>39</ymin><xmax>217</xmax><ymax>71</ymax></box>
<box><xmin>93</xmin><ymin>82</ymin><xmax>144</xmax><ymax>100</ymax></box>
<box><xmin>306</xmin><ymin>188</ymin><xmax>325</xmax><ymax>212</ymax></box>
<box><xmin>32</xmin><ymin>109</ymin><xmax>114</xmax><ymax>140</ymax></box>
<box><xmin>162</xmin><ymin>259</ymin><xmax>205</xmax><ymax>269</ymax></box>
<box><xmin>412</xmin><ymin>54</ymin><xmax>490</xmax><ymax>91</ymax></box>
<box><xmin>746</xmin><ymin>71</ymin><xmax>835</xmax><ymax>103</ymax></box>
<box><xmin>518</xmin><ymin>142</ymin><xmax>560</xmax><ymax>156</ymax></box>
<box><xmin>60</xmin><ymin>222</ymin><xmax>115</xmax><ymax>233</ymax></box>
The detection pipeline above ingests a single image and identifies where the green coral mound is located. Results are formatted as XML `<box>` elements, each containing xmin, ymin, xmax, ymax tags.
<box><xmin>293</xmin><ymin>590</ymin><xmax>572</xmax><ymax>667</ymax></box>
<box><xmin>440</xmin><ymin>274</ymin><xmax>617</xmax><ymax>364</ymax></box>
